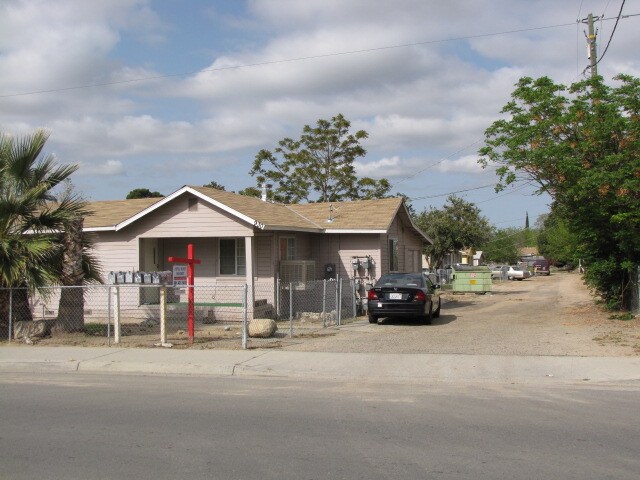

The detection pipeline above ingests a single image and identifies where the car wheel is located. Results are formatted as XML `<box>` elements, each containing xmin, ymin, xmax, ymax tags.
<box><xmin>422</xmin><ymin>303</ymin><xmax>433</xmax><ymax>325</ymax></box>
<box><xmin>433</xmin><ymin>298</ymin><xmax>441</xmax><ymax>318</ymax></box>
<box><xmin>517</xmin><ymin>278</ymin><xmax>523</xmax><ymax>281</ymax></box>
<box><xmin>368</xmin><ymin>314</ymin><xmax>378</xmax><ymax>324</ymax></box>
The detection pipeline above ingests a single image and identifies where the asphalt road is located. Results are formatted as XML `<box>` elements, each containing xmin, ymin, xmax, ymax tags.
<box><xmin>1</xmin><ymin>372</ymin><xmax>639</xmax><ymax>480</ymax></box>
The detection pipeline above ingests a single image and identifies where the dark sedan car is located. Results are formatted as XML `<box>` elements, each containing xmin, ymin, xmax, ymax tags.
<box><xmin>366</xmin><ymin>273</ymin><xmax>441</xmax><ymax>325</ymax></box>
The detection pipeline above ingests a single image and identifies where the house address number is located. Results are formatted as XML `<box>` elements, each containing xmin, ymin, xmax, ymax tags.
<box><xmin>254</xmin><ymin>220</ymin><xmax>265</xmax><ymax>230</ymax></box>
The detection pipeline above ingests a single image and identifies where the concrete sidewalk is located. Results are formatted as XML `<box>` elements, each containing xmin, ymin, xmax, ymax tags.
<box><xmin>1</xmin><ymin>345</ymin><xmax>640</xmax><ymax>385</ymax></box>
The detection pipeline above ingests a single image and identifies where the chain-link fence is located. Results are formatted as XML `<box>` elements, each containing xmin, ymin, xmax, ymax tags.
<box><xmin>1</xmin><ymin>279</ymin><xmax>363</xmax><ymax>348</ymax></box>
<box><xmin>629</xmin><ymin>266</ymin><xmax>640</xmax><ymax>314</ymax></box>
<box><xmin>248</xmin><ymin>278</ymin><xmax>360</xmax><ymax>348</ymax></box>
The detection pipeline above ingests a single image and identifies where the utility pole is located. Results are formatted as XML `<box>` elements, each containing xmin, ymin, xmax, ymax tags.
<box><xmin>584</xmin><ymin>13</ymin><xmax>598</xmax><ymax>78</ymax></box>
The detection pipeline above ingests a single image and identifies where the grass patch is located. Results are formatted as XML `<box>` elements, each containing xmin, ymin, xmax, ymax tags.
<box><xmin>608</xmin><ymin>312</ymin><xmax>635</xmax><ymax>321</ymax></box>
<box><xmin>84</xmin><ymin>323</ymin><xmax>108</xmax><ymax>336</ymax></box>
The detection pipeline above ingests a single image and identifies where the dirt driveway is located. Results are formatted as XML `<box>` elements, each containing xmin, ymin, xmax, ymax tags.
<box><xmin>281</xmin><ymin>272</ymin><xmax>640</xmax><ymax>356</ymax></box>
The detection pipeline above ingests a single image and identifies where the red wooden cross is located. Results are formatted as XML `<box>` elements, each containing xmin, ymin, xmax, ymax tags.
<box><xmin>168</xmin><ymin>244</ymin><xmax>201</xmax><ymax>344</ymax></box>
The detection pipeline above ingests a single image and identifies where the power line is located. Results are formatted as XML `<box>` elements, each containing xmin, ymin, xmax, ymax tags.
<box><xmin>475</xmin><ymin>181</ymin><xmax>536</xmax><ymax>204</ymax></box>
<box><xmin>392</xmin><ymin>138</ymin><xmax>484</xmax><ymax>186</ymax></box>
<box><xmin>595</xmin><ymin>0</ymin><xmax>626</xmax><ymax>66</ymax></box>
<box><xmin>0</xmin><ymin>20</ymin><xmax>590</xmax><ymax>99</ymax></box>
<box><xmin>409</xmin><ymin>183</ymin><xmax>496</xmax><ymax>201</ymax></box>
<box><xmin>581</xmin><ymin>2</ymin><xmax>631</xmax><ymax>76</ymax></box>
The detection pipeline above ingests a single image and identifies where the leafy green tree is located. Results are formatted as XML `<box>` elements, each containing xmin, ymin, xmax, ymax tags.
<box><xmin>0</xmin><ymin>130</ymin><xmax>90</xmax><ymax>334</ymax></box>
<box><xmin>126</xmin><ymin>188</ymin><xmax>163</xmax><ymax>199</ymax></box>
<box><xmin>480</xmin><ymin>228</ymin><xmax>520</xmax><ymax>264</ymax></box>
<box><xmin>249</xmin><ymin>114</ymin><xmax>391</xmax><ymax>203</ymax></box>
<box><xmin>479</xmin><ymin>74</ymin><xmax>640</xmax><ymax>309</ymax></box>
<box><xmin>536</xmin><ymin>211</ymin><xmax>579</xmax><ymax>267</ymax></box>
<box><xmin>237</xmin><ymin>186</ymin><xmax>261</xmax><ymax>198</ymax></box>
<box><xmin>202</xmin><ymin>181</ymin><xmax>225</xmax><ymax>190</ymax></box>
<box><xmin>414</xmin><ymin>196</ymin><xmax>491</xmax><ymax>269</ymax></box>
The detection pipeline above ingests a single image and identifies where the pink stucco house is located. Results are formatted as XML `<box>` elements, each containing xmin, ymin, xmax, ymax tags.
<box><xmin>83</xmin><ymin>185</ymin><xmax>430</xmax><ymax>317</ymax></box>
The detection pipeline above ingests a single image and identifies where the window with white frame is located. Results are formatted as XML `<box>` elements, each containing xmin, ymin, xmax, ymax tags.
<box><xmin>389</xmin><ymin>238</ymin><xmax>399</xmax><ymax>271</ymax></box>
<box><xmin>279</xmin><ymin>237</ymin><xmax>296</xmax><ymax>260</ymax></box>
<box><xmin>219</xmin><ymin>238</ymin><xmax>246</xmax><ymax>275</ymax></box>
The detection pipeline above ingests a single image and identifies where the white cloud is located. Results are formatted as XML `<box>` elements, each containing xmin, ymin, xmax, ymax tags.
<box><xmin>78</xmin><ymin>160</ymin><xmax>125</xmax><ymax>176</ymax></box>
<box><xmin>436</xmin><ymin>155</ymin><xmax>487</xmax><ymax>174</ymax></box>
<box><xmin>355</xmin><ymin>156</ymin><xmax>402</xmax><ymax>177</ymax></box>
<box><xmin>0</xmin><ymin>0</ymin><xmax>637</xmax><ymax>226</ymax></box>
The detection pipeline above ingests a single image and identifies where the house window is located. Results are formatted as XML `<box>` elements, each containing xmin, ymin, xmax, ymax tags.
<box><xmin>279</xmin><ymin>237</ymin><xmax>296</xmax><ymax>260</ymax></box>
<box><xmin>389</xmin><ymin>238</ymin><xmax>398</xmax><ymax>271</ymax></box>
<box><xmin>219</xmin><ymin>238</ymin><xmax>246</xmax><ymax>275</ymax></box>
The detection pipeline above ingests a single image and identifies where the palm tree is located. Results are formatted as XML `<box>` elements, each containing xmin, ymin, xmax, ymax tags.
<box><xmin>0</xmin><ymin>130</ymin><xmax>94</xmax><ymax>336</ymax></box>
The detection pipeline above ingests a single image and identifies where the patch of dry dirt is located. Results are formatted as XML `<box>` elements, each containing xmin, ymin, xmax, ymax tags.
<box><xmin>279</xmin><ymin>272</ymin><xmax>640</xmax><ymax>356</ymax></box>
<box><xmin>8</xmin><ymin>272</ymin><xmax>639</xmax><ymax>356</ymax></box>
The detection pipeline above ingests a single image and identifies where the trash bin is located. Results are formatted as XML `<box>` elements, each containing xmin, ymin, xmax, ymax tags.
<box><xmin>451</xmin><ymin>265</ymin><xmax>492</xmax><ymax>294</ymax></box>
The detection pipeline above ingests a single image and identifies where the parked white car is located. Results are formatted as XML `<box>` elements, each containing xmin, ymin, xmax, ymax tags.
<box><xmin>506</xmin><ymin>266</ymin><xmax>532</xmax><ymax>280</ymax></box>
<box><xmin>491</xmin><ymin>265</ymin><xmax>507</xmax><ymax>279</ymax></box>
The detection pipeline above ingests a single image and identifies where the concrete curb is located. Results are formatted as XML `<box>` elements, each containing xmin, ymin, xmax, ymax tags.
<box><xmin>1</xmin><ymin>346</ymin><xmax>640</xmax><ymax>385</ymax></box>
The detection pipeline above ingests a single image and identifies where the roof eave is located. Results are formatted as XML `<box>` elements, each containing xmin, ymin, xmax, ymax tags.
<box><xmin>112</xmin><ymin>186</ymin><xmax>257</xmax><ymax>232</ymax></box>
<box><xmin>324</xmin><ymin>229</ymin><xmax>388</xmax><ymax>234</ymax></box>
<box><xmin>84</xmin><ymin>226</ymin><xmax>117</xmax><ymax>232</ymax></box>
<box><xmin>263</xmin><ymin>226</ymin><xmax>322</xmax><ymax>233</ymax></box>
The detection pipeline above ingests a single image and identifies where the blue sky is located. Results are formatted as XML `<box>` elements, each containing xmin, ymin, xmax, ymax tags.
<box><xmin>1</xmin><ymin>0</ymin><xmax>638</xmax><ymax>228</ymax></box>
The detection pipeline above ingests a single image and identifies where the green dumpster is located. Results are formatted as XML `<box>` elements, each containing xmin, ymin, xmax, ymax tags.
<box><xmin>451</xmin><ymin>265</ymin><xmax>492</xmax><ymax>293</ymax></box>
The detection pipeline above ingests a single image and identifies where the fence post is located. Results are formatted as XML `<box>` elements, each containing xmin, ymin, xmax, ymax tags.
<box><xmin>338</xmin><ymin>279</ymin><xmax>342</xmax><ymax>326</ymax></box>
<box><xmin>335</xmin><ymin>275</ymin><xmax>339</xmax><ymax>326</ymax></box>
<box><xmin>107</xmin><ymin>286</ymin><xmax>111</xmax><ymax>346</ymax></box>
<box><xmin>159</xmin><ymin>286</ymin><xmax>169</xmax><ymax>346</ymax></box>
<box><xmin>289</xmin><ymin>282</ymin><xmax>293</xmax><ymax>338</ymax></box>
<box><xmin>352</xmin><ymin>279</ymin><xmax>356</xmax><ymax>321</ymax></box>
<box><xmin>634</xmin><ymin>266</ymin><xmax>640</xmax><ymax>314</ymax></box>
<box><xmin>242</xmin><ymin>284</ymin><xmax>248</xmax><ymax>349</ymax></box>
<box><xmin>322</xmin><ymin>279</ymin><xmax>327</xmax><ymax>327</ymax></box>
<box><xmin>276</xmin><ymin>278</ymin><xmax>281</xmax><ymax>320</ymax></box>
<box><xmin>8</xmin><ymin>287</ymin><xmax>13</xmax><ymax>342</ymax></box>
<box><xmin>113</xmin><ymin>286</ymin><xmax>121</xmax><ymax>344</ymax></box>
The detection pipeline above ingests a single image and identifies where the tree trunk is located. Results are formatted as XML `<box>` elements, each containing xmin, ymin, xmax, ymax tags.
<box><xmin>55</xmin><ymin>218</ymin><xmax>85</xmax><ymax>333</ymax></box>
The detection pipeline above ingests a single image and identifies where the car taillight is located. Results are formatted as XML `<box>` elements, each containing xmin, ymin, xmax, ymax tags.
<box><xmin>367</xmin><ymin>289</ymin><xmax>378</xmax><ymax>300</ymax></box>
<box><xmin>413</xmin><ymin>290</ymin><xmax>426</xmax><ymax>302</ymax></box>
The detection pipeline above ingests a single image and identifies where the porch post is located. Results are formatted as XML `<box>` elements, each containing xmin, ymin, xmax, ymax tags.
<box><xmin>244</xmin><ymin>236</ymin><xmax>255</xmax><ymax>319</ymax></box>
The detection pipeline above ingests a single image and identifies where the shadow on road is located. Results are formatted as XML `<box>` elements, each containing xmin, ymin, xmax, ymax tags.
<box><xmin>441</xmin><ymin>300</ymin><xmax>476</xmax><ymax>310</ymax></box>
<box><xmin>377</xmin><ymin>313</ymin><xmax>457</xmax><ymax>326</ymax></box>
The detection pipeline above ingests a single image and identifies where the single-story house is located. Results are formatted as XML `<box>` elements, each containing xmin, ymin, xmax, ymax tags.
<box><xmin>472</xmin><ymin>250</ymin><xmax>485</xmax><ymax>266</ymax></box>
<box><xmin>82</xmin><ymin>185</ymin><xmax>431</xmax><ymax>319</ymax></box>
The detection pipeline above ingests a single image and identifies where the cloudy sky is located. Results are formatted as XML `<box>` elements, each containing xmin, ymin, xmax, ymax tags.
<box><xmin>1</xmin><ymin>0</ymin><xmax>638</xmax><ymax>227</ymax></box>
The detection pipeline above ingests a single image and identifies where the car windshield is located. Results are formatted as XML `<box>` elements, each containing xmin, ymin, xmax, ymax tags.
<box><xmin>376</xmin><ymin>273</ymin><xmax>425</xmax><ymax>288</ymax></box>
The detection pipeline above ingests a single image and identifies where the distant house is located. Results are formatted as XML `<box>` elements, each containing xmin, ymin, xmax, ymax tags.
<box><xmin>422</xmin><ymin>250</ymin><xmax>465</xmax><ymax>270</ymax></box>
<box><xmin>518</xmin><ymin>247</ymin><xmax>539</xmax><ymax>257</ymax></box>
<box><xmin>472</xmin><ymin>250</ymin><xmax>485</xmax><ymax>266</ymax></box>
<box><xmin>82</xmin><ymin>185</ymin><xmax>431</xmax><ymax>318</ymax></box>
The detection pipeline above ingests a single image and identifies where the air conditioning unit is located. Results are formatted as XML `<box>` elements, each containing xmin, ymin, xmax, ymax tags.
<box><xmin>280</xmin><ymin>260</ymin><xmax>315</xmax><ymax>289</ymax></box>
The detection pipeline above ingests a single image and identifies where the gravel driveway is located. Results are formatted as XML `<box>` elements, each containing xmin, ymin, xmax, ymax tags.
<box><xmin>280</xmin><ymin>272</ymin><xmax>640</xmax><ymax>356</ymax></box>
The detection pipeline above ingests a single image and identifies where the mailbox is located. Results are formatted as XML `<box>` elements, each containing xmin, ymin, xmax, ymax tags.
<box><xmin>158</xmin><ymin>271</ymin><xmax>173</xmax><ymax>285</ymax></box>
